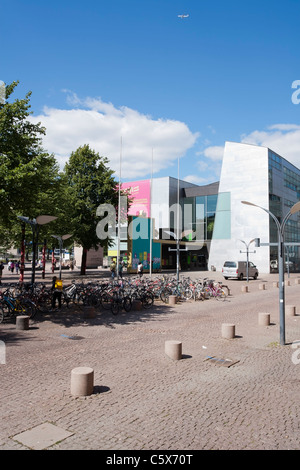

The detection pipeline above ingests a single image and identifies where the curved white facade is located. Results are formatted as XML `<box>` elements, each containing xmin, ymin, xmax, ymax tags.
<box><xmin>208</xmin><ymin>141</ymin><xmax>271</xmax><ymax>273</ymax></box>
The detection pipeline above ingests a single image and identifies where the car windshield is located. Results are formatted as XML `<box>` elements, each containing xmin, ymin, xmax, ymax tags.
<box><xmin>224</xmin><ymin>262</ymin><xmax>236</xmax><ymax>268</ymax></box>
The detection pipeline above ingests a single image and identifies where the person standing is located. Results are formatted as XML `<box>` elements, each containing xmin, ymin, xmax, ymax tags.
<box><xmin>51</xmin><ymin>276</ymin><xmax>63</xmax><ymax>310</ymax></box>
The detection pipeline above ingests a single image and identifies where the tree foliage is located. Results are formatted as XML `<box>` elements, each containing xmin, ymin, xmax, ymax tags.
<box><xmin>64</xmin><ymin>144</ymin><xmax>120</xmax><ymax>273</ymax></box>
<box><xmin>0</xmin><ymin>81</ymin><xmax>63</xmax><ymax>248</ymax></box>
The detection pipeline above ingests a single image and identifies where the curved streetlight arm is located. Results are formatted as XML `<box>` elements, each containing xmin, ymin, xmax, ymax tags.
<box><xmin>241</xmin><ymin>200</ymin><xmax>300</xmax><ymax>346</ymax></box>
<box><xmin>241</xmin><ymin>201</ymin><xmax>281</xmax><ymax>234</ymax></box>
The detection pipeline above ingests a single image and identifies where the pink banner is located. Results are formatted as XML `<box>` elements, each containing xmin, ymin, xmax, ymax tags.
<box><xmin>122</xmin><ymin>180</ymin><xmax>150</xmax><ymax>217</ymax></box>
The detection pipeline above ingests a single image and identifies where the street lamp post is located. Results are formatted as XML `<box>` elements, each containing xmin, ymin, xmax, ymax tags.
<box><xmin>239</xmin><ymin>239</ymin><xmax>256</xmax><ymax>283</ymax></box>
<box><xmin>51</xmin><ymin>234</ymin><xmax>72</xmax><ymax>280</ymax></box>
<box><xmin>18</xmin><ymin>215</ymin><xmax>57</xmax><ymax>284</ymax></box>
<box><xmin>241</xmin><ymin>200</ymin><xmax>300</xmax><ymax>345</ymax></box>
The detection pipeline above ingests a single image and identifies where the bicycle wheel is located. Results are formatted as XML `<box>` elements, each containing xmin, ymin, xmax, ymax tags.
<box><xmin>20</xmin><ymin>300</ymin><xmax>36</xmax><ymax>318</ymax></box>
<box><xmin>184</xmin><ymin>287</ymin><xmax>193</xmax><ymax>300</ymax></box>
<box><xmin>122</xmin><ymin>296</ymin><xmax>132</xmax><ymax>312</ymax></box>
<box><xmin>160</xmin><ymin>288</ymin><xmax>171</xmax><ymax>303</ymax></box>
<box><xmin>37</xmin><ymin>293</ymin><xmax>52</xmax><ymax>313</ymax></box>
<box><xmin>216</xmin><ymin>289</ymin><xmax>227</xmax><ymax>301</ymax></box>
<box><xmin>1</xmin><ymin>301</ymin><xmax>13</xmax><ymax>319</ymax></box>
<box><xmin>0</xmin><ymin>307</ymin><xmax>4</xmax><ymax>323</ymax></box>
<box><xmin>142</xmin><ymin>293</ymin><xmax>154</xmax><ymax>309</ymax></box>
<box><xmin>101</xmin><ymin>291</ymin><xmax>113</xmax><ymax>310</ymax></box>
<box><xmin>203</xmin><ymin>287</ymin><xmax>212</xmax><ymax>299</ymax></box>
<box><xmin>194</xmin><ymin>289</ymin><xmax>204</xmax><ymax>301</ymax></box>
<box><xmin>111</xmin><ymin>300</ymin><xmax>119</xmax><ymax>315</ymax></box>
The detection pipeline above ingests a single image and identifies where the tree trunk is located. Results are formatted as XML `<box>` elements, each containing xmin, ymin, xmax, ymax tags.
<box><xmin>80</xmin><ymin>247</ymin><xmax>87</xmax><ymax>275</ymax></box>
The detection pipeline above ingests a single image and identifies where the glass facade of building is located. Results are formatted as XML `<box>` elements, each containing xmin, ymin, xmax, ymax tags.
<box><xmin>183</xmin><ymin>194</ymin><xmax>218</xmax><ymax>242</ymax></box>
<box><xmin>268</xmin><ymin>150</ymin><xmax>300</xmax><ymax>271</ymax></box>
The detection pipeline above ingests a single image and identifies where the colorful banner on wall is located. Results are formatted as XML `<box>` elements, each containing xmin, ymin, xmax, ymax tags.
<box><xmin>122</xmin><ymin>179</ymin><xmax>150</xmax><ymax>218</ymax></box>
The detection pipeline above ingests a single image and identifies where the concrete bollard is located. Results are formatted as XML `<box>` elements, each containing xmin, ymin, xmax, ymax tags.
<box><xmin>222</xmin><ymin>323</ymin><xmax>235</xmax><ymax>339</ymax></box>
<box><xmin>241</xmin><ymin>285</ymin><xmax>249</xmax><ymax>293</ymax></box>
<box><xmin>285</xmin><ymin>280</ymin><xmax>291</xmax><ymax>287</ymax></box>
<box><xmin>258</xmin><ymin>312</ymin><xmax>270</xmax><ymax>326</ymax></box>
<box><xmin>71</xmin><ymin>367</ymin><xmax>94</xmax><ymax>397</ymax></box>
<box><xmin>168</xmin><ymin>295</ymin><xmax>177</xmax><ymax>305</ymax></box>
<box><xmin>16</xmin><ymin>315</ymin><xmax>30</xmax><ymax>330</ymax></box>
<box><xmin>286</xmin><ymin>305</ymin><xmax>296</xmax><ymax>316</ymax></box>
<box><xmin>165</xmin><ymin>340</ymin><xmax>182</xmax><ymax>360</ymax></box>
<box><xmin>295</xmin><ymin>278</ymin><xmax>300</xmax><ymax>285</ymax></box>
<box><xmin>132</xmin><ymin>300</ymin><xmax>142</xmax><ymax>311</ymax></box>
<box><xmin>259</xmin><ymin>283</ymin><xmax>266</xmax><ymax>290</ymax></box>
<box><xmin>273</xmin><ymin>281</ymin><xmax>279</xmax><ymax>288</ymax></box>
<box><xmin>83</xmin><ymin>306</ymin><xmax>96</xmax><ymax>319</ymax></box>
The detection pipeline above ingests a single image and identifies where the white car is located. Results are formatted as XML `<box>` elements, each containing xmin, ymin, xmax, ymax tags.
<box><xmin>222</xmin><ymin>261</ymin><xmax>258</xmax><ymax>280</ymax></box>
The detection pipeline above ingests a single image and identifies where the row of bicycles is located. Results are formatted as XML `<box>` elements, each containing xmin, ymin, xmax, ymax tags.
<box><xmin>0</xmin><ymin>274</ymin><xmax>229</xmax><ymax>322</ymax></box>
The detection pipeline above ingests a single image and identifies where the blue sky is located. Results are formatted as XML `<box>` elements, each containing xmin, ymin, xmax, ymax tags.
<box><xmin>2</xmin><ymin>0</ymin><xmax>300</xmax><ymax>184</ymax></box>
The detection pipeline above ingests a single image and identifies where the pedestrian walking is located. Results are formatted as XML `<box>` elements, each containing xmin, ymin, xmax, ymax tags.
<box><xmin>15</xmin><ymin>261</ymin><xmax>20</xmax><ymax>275</ymax></box>
<box><xmin>118</xmin><ymin>259</ymin><xmax>124</xmax><ymax>279</ymax></box>
<box><xmin>137</xmin><ymin>261</ymin><xmax>143</xmax><ymax>278</ymax></box>
<box><xmin>110</xmin><ymin>259</ymin><xmax>116</xmax><ymax>280</ymax></box>
<box><xmin>10</xmin><ymin>261</ymin><xmax>15</xmax><ymax>273</ymax></box>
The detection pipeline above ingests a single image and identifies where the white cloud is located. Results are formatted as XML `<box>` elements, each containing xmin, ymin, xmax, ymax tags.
<box><xmin>202</xmin><ymin>145</ymin><xmax>224</xmax><ymax>161</ymax></box>
<box><xmin>241</xmin><ymin>124</ymin><xmax>300</xmax><ymax>167</ymax></box>
<box><xmin>183</xmin><ymin>174</ymin><xmax>208</xmax><ymax>185</ymax></box>
<box><xmin>199</xmin><ymin>123</ymin><xmax>300</xmax><ymax>184</ymax></box>
<box><xmin>29</xmin><ymin>92</ymin><xmax>199</xmax><ymax>179</ymax></box>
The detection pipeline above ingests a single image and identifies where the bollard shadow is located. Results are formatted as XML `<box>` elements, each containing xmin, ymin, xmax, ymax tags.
<box><xmin>181</xmin><ymin>354</ymin><xmax>192</xmax><ymax>360</ymax></box>
<box><xmin>93</xmin><ymin>385</ymin><xmax>110</xmax><ymax>394</ymax></box>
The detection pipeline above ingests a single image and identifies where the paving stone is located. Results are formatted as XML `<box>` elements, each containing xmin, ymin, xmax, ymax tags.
<box><xmin>12</xmin><ymin>422</ymin><xmax>74</xmax><ymax>450</ymax></box>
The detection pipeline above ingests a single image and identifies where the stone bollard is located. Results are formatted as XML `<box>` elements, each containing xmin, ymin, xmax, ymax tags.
<box><xmin>295</xmin><ymin>278</ymin><xmax>300</xmax><ymax>285</ymax></box>
<box><xmin>16</xmin><ymin>315</ymin><xmax>30</xmax><ymax>330</ymax></box>
<box><xmin>259</xmin><ymin>283</ymin><xmax>266</xmax><ymax>290</ymax></box>
<box><xmin>165</xmin><ymin>340</ymin><xmax>182</xmax><ymax>360</ymax></box>
<box><xmin>286</xmin><ymin>305</ymin><xmax>296</xmax><ymax>316</ymax></box>
<box><xmin>71</xmin><ymin>367</ymin><xmax>94</xmax><ymax>397</ymax></box>
<box><xmin>222</xmin><ymin>323</ymin><xmax>235</xmax><ymax>339</ymax></box>
<box><xmin>285</xmin><ymin>280</ymin><xmax>291</xmax><ymax>287</ymax></box>
<box><xmin>241</xmin><ymin>285</ymin><xmax>248</xmax><ymax>293</ymax></box>
<box><xmin>132</xmin><ymin>300</ymin><xmax>142</xmax><ymax>311</ymax></box>
<box><xmin>168</xmin><ymin>295</ymin><xmax>177</xmax><ymax>305</ymax></box>
<box><xmin>258</xmin><ymin>312</ymin><xmax>270</xmax><ymax>326</ymax></box>
<box><xmin>273</xmin><ymin>281</ymin><xmax>279</xmax><ymax>288</ymax></box>
<box><xmin>83</xmin><ymin>306</ymin><xmax>96</xmax><ymax>319</ymax></box>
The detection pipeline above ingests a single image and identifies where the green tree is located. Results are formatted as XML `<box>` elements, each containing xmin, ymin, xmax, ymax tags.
<box><xmin>64</xmin><ymin>144</ymin><xmax>120</xmax><ymax>274</ymax></box>
<box><xmin>0</xmin><ymin>81</ymin><xmax>64</xmax><ymax>250</ymax></box>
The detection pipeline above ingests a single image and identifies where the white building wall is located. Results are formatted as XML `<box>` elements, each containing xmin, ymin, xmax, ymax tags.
<box><xmin>208</xmin><ymin>142</ymin><xmax>270</xmax><ymax>274</ymax></box>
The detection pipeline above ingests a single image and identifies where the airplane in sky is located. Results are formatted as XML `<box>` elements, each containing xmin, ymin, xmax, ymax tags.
<box><xmin>178</xmin><ymin>14</ymin><xmax>189</xmax><ymax>18</ymax></box>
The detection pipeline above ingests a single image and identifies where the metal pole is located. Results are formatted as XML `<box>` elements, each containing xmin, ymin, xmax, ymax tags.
<box><xmin>42</xmin><ymin>238</ymin><xmax>46</xmax><ymax>279</ymax></box>
<box><xmin>59</xmin><ymin>238</ymin><xmax>63</xmax><ymax>280</ymax></box>
<box><xmin>20</xmin><ymin>223</ymin><xmax>25</xmax><ymax>283</ymax></box>
<box><xmin>31</xmin><ymin>225</ymin><xmax>39</xmax><ymax>285</ymax></box>
<box><xmin>117</xmin><ymin>136</ymin><xmax>122</xmax><ymax>282</ymax></box>
<box><xmin>278</xmin><ymin>233</ymin><xmax>285</xmax><ymax>345</ymax></box>
<box><xmin>176</xmin><ymin>156</ymin><xmax>180</xmax><ymax>284</ymax></box>
<box><xmin>241</xmin><ymin>201</ymin><xmax>300</xmax><ymax>345</ymax></box>
<box><xmin>52</xmin><ymin>246</ymin><xmax>55</xmax><ymax>273</ymax></box>
<box><xmin>150</xmin><ymin>148</ymin><xmax>153</xmax><ymax>279</ymax></box>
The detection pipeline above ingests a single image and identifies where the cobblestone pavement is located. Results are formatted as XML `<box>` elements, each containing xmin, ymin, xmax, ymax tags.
<box><xmin>1</xmin><ymin>268</ymin><xmax>300</xmax><ymax>451</ymax></box>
